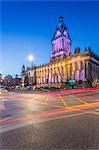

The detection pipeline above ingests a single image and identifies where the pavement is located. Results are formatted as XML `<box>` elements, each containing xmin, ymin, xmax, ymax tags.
<box><xmin>0</xmin><ymin>88</ymin><xmax>99</xmax><ymax>150</ymax></box>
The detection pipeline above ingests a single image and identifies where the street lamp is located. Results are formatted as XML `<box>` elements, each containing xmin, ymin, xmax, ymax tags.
<box><xmin>27</xmin><ymin>54</ymin><xmax>34</xmax><ymax>67</ymax></box>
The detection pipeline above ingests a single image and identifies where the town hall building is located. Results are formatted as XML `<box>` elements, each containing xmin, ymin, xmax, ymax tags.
<box><xmin>21</xmin><ymin>16</ymin><xmax>99</xmax><ymax>87</ymax></box>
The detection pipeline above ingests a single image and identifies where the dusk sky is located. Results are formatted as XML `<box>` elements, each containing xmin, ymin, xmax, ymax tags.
<box><xmin>1</xmin><ymin>1</ymin><xmax>99</xmax><ymax>76</ymax></box>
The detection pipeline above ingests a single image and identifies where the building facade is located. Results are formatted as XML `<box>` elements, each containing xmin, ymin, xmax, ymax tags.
<box><xmin>21</xmin><ymin>16</ymin><xmax>99</xmax><ymax>87</ymax></box>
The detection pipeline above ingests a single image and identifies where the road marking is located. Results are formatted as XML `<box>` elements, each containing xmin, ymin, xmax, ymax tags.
<box><xmin>38</xmin><ymin>111</ymin><xmax>89</xmax><ymax>124</ymax></box>
<box><xmin>69</xmin><ymin>95</ymin><xmax>88</xmax><ymax>105</ymax></box>
<box><xmin>0</xmin><ymin>117</ymin><xmax>10</xmax><ymax>122</ymax></box>
<box><xmin>83</xmin><ymin>95</ymin><xmax>99</xmax><ymax>102</ymax></box>
<box><xmin>14</xmin><ymin>96</ymin><xmax>64</xmax><ymax>108</ymax></box>
<box><xmin>88</xmin><ymin>111</ymin><xmax>99</xmax><ymax>115</ymax></box>
<box><xmin>88</xmin><ymin>110</ymin><xmax>99</xmax><ymax>115</ymax></box>
<box><xmin>0</xmin><ymin>111</ymin><xmax>88</xmax><ymax>134</ymax></box>
<box><xmin>0</xmin><ymin>102</ymin><xmax>99</xmax><ymax>133</ymax></box>
<box><xmin>32</xmin><ymin>100</ymin><xmax>64</xmax><ymax>108</ymax></box>
<box><xmin>0</xmin><ymin>91</ymin><xmax>99</xmax><ymax>134</ymax></box>
<box><xmin>0</xmin><ymin>120</ymin><xmax>32</xmax><ymax>134</ymax></box>
<box><xmin>58</xmin><ymin>94</ymin><xmax>68</xmax><ymax>107</ymax></box>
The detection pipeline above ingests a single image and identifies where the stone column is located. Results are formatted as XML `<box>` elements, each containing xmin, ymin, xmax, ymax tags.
<box><xmin>68</xmin><ymin>64</ymin><xmax>70</xmax><ymax>80</ymax></box>
<box><xmin>66</xmin><ymin>65</ymin><xmax>68</xmax><ymax>80</ymax></box>
<box><xmin>48</xmin><ymin>69</ymin><xmax>51</xmax><ymax>83</ymax></box>
<box><xmin>40</xmin><ymin>71</ymin><xmax>42</xmax><ymax>84</ymax></box>
<box><xmin>57</xmin><ymin>68</ymin><xmax>60</xmax><ymax>83</ymax></box>
<box><xmin>52</xmin><ymin>73</ymin><xmax>54</xmax><ymax>84</ymax></box>
<box><xmin>59</xmin><ymin>67</ymin><xmax>62</xmax><ymax>82</ymax></box>
<box><xmin>40</xmin><ymin>70</ymin><xmax>42</xmax><ymax>84</ymax></box>
<box><xmin>85</xmin><ymin>61</ymin><xmax>89</xmax><ymax>80</ymax></box>
<box><xmin>39</xmin><ymin>71</ymin><xmax>41</xmax><ymax>84</ymax></box>
<box><xmin>63</xmin><ymin>66</ymin><xmax>66</xmax><ymax>82</ymax></box>
<box><xmin>74</xmin><ymin>62</ymin><xmax>80</xmax><ymax>81</ymax></box>
<box><xmin>72</xmin><ymin>63</ymin><xmax>75</xmax><ymax>80</ymax></box>
<box><xmin>56</xmin><ymin>67</ymin><xmax>58</xmax><ymax>83</ymax></box>
<box><xmin>54</xmin><ymin>68</ymin><xmax>56</xmax><ymax>83</ymax></box>
<box><xmin>70</xmin><ymin>64</ymin><xmax>72</xmax><ymax>79</ymax></box>
<box><xmin>43</xmin><ymin>70</ymin><xmax>45</xmax><ymax>84</ymax></box>
<box><xmin>46</xmin><ymin>70</ymin><xmax>48</xmax><ymax>84</ymax></box>
<box><xmin>36</xmin><ymin>72</ymin><xmax>38</xmax><ymax>84</ymax></box>
<box><xmin>45</xmin><ymin>69</ymin><xmax>48</xmax><ymax>84</ymax></box>
<box><xmin>79</xmin><ymin>61</ymin><xmax>85</xmax><ymax>81</ymax></box>
<box><xmin>50</xmin><ymin>69</ymin><xmax>52</xmax><ymax>84</ymax></box>
<box><xmin>38</xmin><ymin>71</ymin><xmax>39</xmax><ymax>84</ymax></box>
<box><xmin>78</xmin><ymin>61</ymin><xmax>81</xmax><ymax>81</ymax></box>
<box><xmin>61</xmin><ymin>66</ymin><xmax>65</xmax><ymax>82</ymax></box>
<box><xmin>54</xmin><ymin>68</ymin><xmax>57</xmax><ymax>83</ymax></box>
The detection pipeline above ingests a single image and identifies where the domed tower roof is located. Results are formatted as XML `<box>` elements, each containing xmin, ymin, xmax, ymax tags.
<box><xmin>52</xmin><ymin>16</ymin><xmax>69</xmax><ymax>41</ymax></box>
<box><xmin>50</xmin><ymin>16</ymin><xmax>72</xmax><ymax>62</ymax></box>
<box><xmin>56</xmin><ymin>16</ymin><xmax>67</xmax><ymax>30</ymax></box>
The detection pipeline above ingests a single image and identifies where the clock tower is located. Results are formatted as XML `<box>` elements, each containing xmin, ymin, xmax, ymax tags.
<box><xmin>50</xmin><ymin>16</ymin><xmax>71</xmax><ymax>62</ymax></box>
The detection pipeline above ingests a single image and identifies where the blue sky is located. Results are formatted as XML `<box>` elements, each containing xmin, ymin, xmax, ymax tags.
<box><xmin>0</xmin><ymin>1</ymin><xmax>99</xmax><ymax>76</ymax></box>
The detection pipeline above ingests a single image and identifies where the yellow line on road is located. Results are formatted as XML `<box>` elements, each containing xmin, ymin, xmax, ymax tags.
<box><xmin>88</xmin><ymin>111</ymin><xmax>99</xmax><ymax>115</ymax></box>
<box><xmin>69</xmin><ymin>95</ymin><xmax>88</xmax><ymax>105</ymax></box>
<box><xmin>40</xmin><ymin>111</ymin><xmax>89</xmax><ymax>123</ymax></box>
<box><xmin>58</xmin><ymin>94</ymin><xmax>68</xmax><ymax>107</ymax></box>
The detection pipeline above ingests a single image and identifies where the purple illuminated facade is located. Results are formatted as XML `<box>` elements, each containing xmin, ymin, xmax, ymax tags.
<box><xmin>50</xmin><ymin>16</ymin><xmax>71</xmax><ymax>62</ymax></box>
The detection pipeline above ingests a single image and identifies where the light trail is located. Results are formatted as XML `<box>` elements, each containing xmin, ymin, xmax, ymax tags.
<box><xmin>1</xmin><ymin>101</ymin><xmax>99</xmax><ymax>127</ymax></box>
<box><xmin>0</xmin><ymin>105</ymin><xmax>5</xmax><ymax>111</ymax></box>
<box><xmin>37</xmin><ymin>111</ymin><xmax>89</xmax><ymax>125</ymax></box>
<box><xmin>0</xmin><ymin>111</ymin><xmax>89</xmax><ymax>134</ymax></box>
<box><xmin>0</xmin><ymin>89</ymin><xmax>99</xmax><ymax>134</ymax></box>
<box><xmin>69</xmin><ymin>94</ymin><xmax>88</xmax><ymax>104</ymax></box>
<box><xmin>88</xmin><ymin>111</ymin><xmax>99</xmax><ymax>115</ymax></box>
<box><xmin>43</xmin><ymin>87</ymin><xmax>99</xmax><ymax>96</ymax></box>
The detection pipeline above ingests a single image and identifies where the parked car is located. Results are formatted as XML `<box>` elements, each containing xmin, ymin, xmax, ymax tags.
<box><xmin>0</xmin><ymin>88</ymin><xmax>8</xmax><ymax>94</ymax></box>
<box><xmin>15</xmin><ymin>85</ymin><xmax>21</xmax><ymax>90</ymax></box>
<box><xmin>25</xmin><ymin>86</ymin><xmax>33</xmax><ymax>90</ymax></box>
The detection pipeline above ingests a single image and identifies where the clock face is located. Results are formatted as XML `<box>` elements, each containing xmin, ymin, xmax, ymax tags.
<box><xmin>64</xmin><ymin>30</ymin><xmax>67</xmax><ymax>35</ymax></box>
<box><xmin>56</xmin><ymin>30</ymin><xmax>61</xmax><ymax>37</ymax></box>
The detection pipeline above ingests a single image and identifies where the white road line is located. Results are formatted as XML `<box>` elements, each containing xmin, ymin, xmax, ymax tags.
<box><xmin>0</xmin><ymin>111</ymin><xmax>88</xmax><ymax>134</ymax></box>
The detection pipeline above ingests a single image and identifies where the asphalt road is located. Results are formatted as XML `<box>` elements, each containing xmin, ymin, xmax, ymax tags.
<box><xmin>0</xmin><ymin>89</ymin><xmax>99</xmax><ymax>150</ymax></box>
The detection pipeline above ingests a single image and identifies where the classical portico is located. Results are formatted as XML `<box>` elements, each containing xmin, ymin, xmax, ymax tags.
<box><xmin>36</xmin><ymin>54</ymin><xmax>86</xmax><ymax>85</ymax></box>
